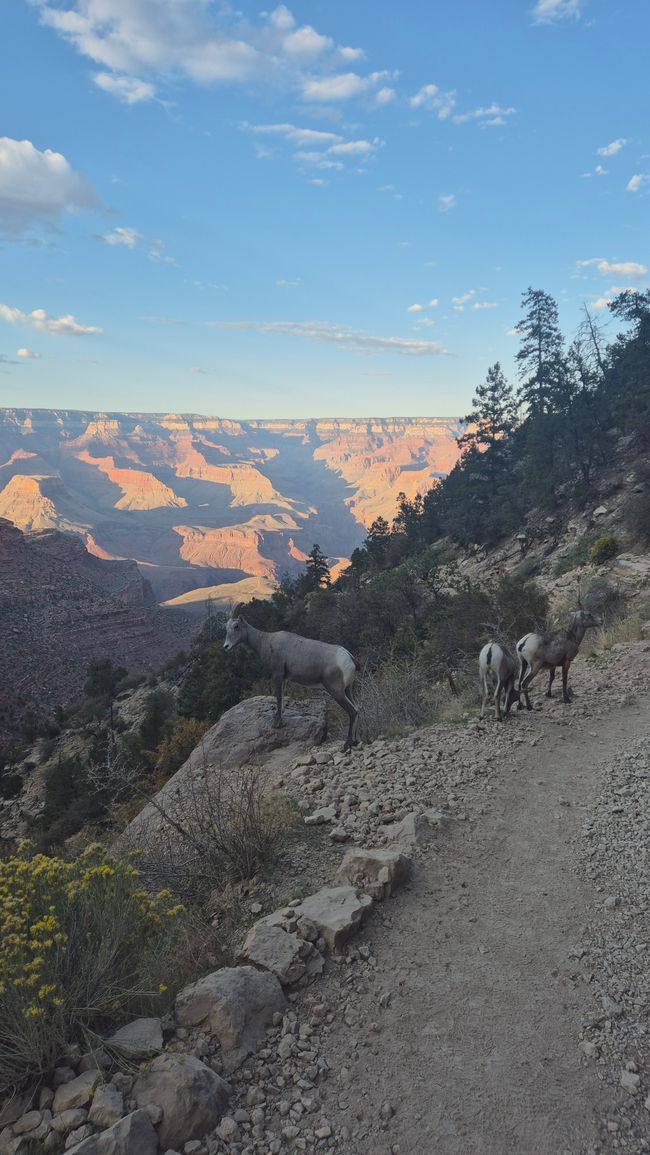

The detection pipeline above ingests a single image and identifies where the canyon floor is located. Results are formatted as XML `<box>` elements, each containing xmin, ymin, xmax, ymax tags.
<box><xmin>208</xmin><ymin>642</ymin><xmax>650</xmax><ymax>1155</ymax></box>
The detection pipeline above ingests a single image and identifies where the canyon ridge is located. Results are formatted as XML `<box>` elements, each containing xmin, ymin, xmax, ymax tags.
<box><xmin>0</xmin><ymin>410</ymin><xmax>463</xmax><ymax>607</ymax></box>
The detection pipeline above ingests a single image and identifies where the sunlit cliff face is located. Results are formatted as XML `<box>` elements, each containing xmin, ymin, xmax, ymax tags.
<box><xmin>0</xmin><ymin>411</ymin><xmax>463</xmax><ymax>605</ymax></box>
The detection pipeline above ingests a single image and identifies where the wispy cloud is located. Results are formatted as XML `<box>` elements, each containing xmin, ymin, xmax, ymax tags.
<box><xmin>100</xmin><ymin>226</ymin><xmax>141</xmax><ymax>248</ymax></box>
<box><xmin>438</xmin><ymin>193</ymin><xmax>456</xmax><ymax>212</ymax></box>
<box><xmin>591</xmin><ymin>286</ymin><xmax>631</xmax><ymax>311</ymax></box>
<box><xmin>452</xmin><ymin>104</ymin><xmax>516</xmax><ymax>127</ymax></box>
<box><xmin>16</xmin><ymin>348</ymin><xmax>42</xmax><ymax>359</ymax></box>
<box><xmin>597</xmin><ymin>138</ymin><xmax>627</xmax><ymax>157</ymax></box>
<box><xmin>531</xmin><ymin>0</ymin><xmax>581</xmax><ymax>23</ymax></box>
<box><xmin>407</xmin><ymin>304</ymin><xmax>424</xmax><ymax>313</ymax></box>
<box><xmin>473</xmin><ymin>301</ymin><xmax>498</xmax><ymax>310</ymax></box>
<box><xmin>409</xmin><ymin>84</ymin><xmax>456</xmax><ymax>119</ymax></box>
<box><xmin>0</xmin><ymin>303</ymin><xmax>102</xmax><ymax>336</ymax></box>
<box><xmin>0</xmin><ymin>136</ymin><xmax>98</xmax><ymax>241</ymax></box>
<box><xmin>241</xmin><ymin>121</ymin><xmax>382</xmax><ymax>170</ymax></box>
<box><xmin>577</xmin><ymin>258</ymin><xmax>647</xmax><ymax>278</ymax></box>
<box><xmin>149</xmin><ymin>238</ymin><xmax>177</xmax><ymax>265</ymax></box>
<box><xmin>451</xmin><ymin>289</ymin><xmax>476</xmax><ymax>312</ymax></box>
<box><xmin>302</xmin><ymin>71</ymin><xmax>394</xmax><ymax>102</ymax></box>
<box><xmin>275</xmin><ymin>278</ymin><xmax>301</xmax><ymax>287</ymax></box>
<box><xmin>94</xmin><ymin>73</ymin><xmax>156</xmax><ymax>103</ymax></box>
<box><xmin>627</xmin><ymin>174</ymin><xmax>650</xmax><ymax>193</ymax></box>
<box><xmin>204</xmin><ymin>319</ymin><xmax>447</xmax><ymax>356</ymax></box>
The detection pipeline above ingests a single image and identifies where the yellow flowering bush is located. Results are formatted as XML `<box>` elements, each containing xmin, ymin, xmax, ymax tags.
<box><xmin>0</xmin><ymin>844</ymin><xmax>185</xmax><ymax>1093</ymax></box>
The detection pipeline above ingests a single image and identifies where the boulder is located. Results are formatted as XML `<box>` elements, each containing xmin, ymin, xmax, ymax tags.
<box><xmin>175</xmin><ymin>967</ymin><xmax>286</xmax><ymax>1073</ymax></box>
<box><xmin>335</xmin><ymin>848</ymin><xmax>411</xmax><ymax>900</ymax></box>
<box><xmin>116</xmin><ymin>696</ymin><xmax>327</xmax><ymax>854</ymax></box>
<box><xmin>293</xmin><ymin>887</ymin><xmax>373</xmax><ymax>950</ymax></box>
<box><xmin>64</xmin><ymin>1109</ymin><xmax>158</xmax><ymax>1155</ymax></box>
<box><xmin>133</xmin><ymin>1053</ymin><xmax>230</xmax><ymax>1148</ymax></box>
<box><xmin>88</xmin><ymin>1085</ymin><xmax>124</xmax><ymax>1129</ymax></box>
<box><xmin>52</xmin><ymin>1071</ymin><xmax>101</xmax><ymax>1116</ymax></box>
<box><xmin>380</xmin><ymin>811</ymin><xmax>436</xmax><ymax>849</ymax></box>
<box><xmin>304</xmin><ymin>805</ymin><xmax>336</xmax><ymax>826</ymax></box>
<box><xmin>107</xmin><ymin>1018</ymin><xmax>162</xmax><ymax>1057</ymax></box>
<box><xmin>237</xmin><ymin>920</ymin><xmax>324</xmax><ymax>986</ymax></box>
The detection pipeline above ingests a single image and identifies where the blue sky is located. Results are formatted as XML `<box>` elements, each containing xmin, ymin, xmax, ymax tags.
<box><xmin>0</xmin><ymin>0</ymin><xmax>648</xmax><ymax>418</ymax></box>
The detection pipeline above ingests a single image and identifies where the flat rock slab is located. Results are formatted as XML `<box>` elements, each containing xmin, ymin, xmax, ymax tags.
<box><xmin>52</xmin><ymin>1070</ymin><xmax>101</xmax><ymax>1116</ymax></box>
<box><xmin>107</xmin><ymin>1017</ymin><xmax>162</xmax><ymax>1057</ymax></box>
<box><xmin>238</xmin><ymin>919</ymin><xmax>324</xmax><ymax>986</ymax></box>
<box><xmin>133</xmin><ymin>1053</ymin><xmax>230</xmax><ymax>1149</ymax></box>
<box><xmin>293</xmin><ymin>886</ymin><xmax>373</xmax><ymax>950</ymax></box>
<box><xmin>65</xmin><ymin>1109</ymin><xmax>158</xmax><ymax>1155</ymax></box>
<box><xmin>175</xmin><ymin>966</ymin><xmax>286</xmax><ymax>1073</ymax></box>
<box><xmin>335</xmin><ymin>847</ymin><xmax>412</xmax><ymax>900</ymax></box>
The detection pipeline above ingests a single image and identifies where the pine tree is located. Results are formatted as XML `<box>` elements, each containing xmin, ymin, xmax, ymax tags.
<box><xmin>515</xmin><ymin>288</ymin><xmax>565</xmax><ymax>416</ymax></box>
<box><xmin>458</xmin><ymin>361</ymin><xmax>517</xmax><ymax>470</ymax></box>
<box><xmin>305</xmin><ymin>543</ymin><xmax>331</xmax><ymax>590</ymax></box>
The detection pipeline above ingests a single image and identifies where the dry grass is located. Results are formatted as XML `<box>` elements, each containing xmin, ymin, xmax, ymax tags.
<box><xmin>588</xmin><ymin>614</ymin><xmax>645</xmax><ymax>654</ymax></box>
<box><xmin>355</xmin><ymin>658</ymin><xmax>447</xmax><ymax>742</ymax></box>
<box><xmin>135</xmin><ymin>761</ymin><xmax>298</xmax><ymax>903</ymax></box>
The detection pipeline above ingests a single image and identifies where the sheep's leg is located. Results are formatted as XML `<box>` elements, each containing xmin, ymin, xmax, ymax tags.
<box><xmin>480</xmin><ymin>674</ymin><xmax>489</xmax><ymax>718</ymax></box>
<box><xmin>561</xmin><ymin>659</ymin><xmax>572</xmax><ymax>704</ymax></box>
<box><xmin>517</xmin><ymin>657</ymin><xmax>529</xmax><ymax>710</ymax></box>
<box><xmin>546</xmin><ymin>667</ymin><xmax>556</xmax><ymax>698</ymax></box>
<box><xmin>520</xmin><ymin>662</ymin><xmax>539</xmax><ymax>711</ymax></box>
<box><xmin>273</xmin><ymin>676</ymin><xmax>285</xmax><ymax>728</ymax></box>
<box><xmin>504</xmin><ymin>679</ymin><xmax>515</xmax><ymax>716</ymax></box>
<box><xmin>494</xmin><ymin>677</ymin><xmax>503</xmax><ymax>722</ymax></box>
<box><xmin>325</xmin><ymin>682</ymin><xmax>358</xmax><ymax>752</ymax></box>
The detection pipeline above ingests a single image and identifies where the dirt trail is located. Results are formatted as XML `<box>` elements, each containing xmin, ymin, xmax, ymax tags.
<box><xmin>316</xmin><ymin>696</ymin><xmax>650</xmax><ymax>1155</ymax></box>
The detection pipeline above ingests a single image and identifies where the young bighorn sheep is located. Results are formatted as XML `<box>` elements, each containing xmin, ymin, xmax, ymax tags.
<box><xmin>517</xmin><ymin>609</ymin><xmax>603</xmax><ymax>709</ymax></box>
<box><xmin>223</xmin><ymin>603</ymin><xmax>360</xmax><ymax>750</ymax></box>
<box><xmin>478</xmin><ymin>642</ymin><xmax>520</xmax><ymax>721</ymax></box>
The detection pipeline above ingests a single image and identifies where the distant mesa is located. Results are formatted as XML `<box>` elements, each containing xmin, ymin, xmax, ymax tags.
<box><xmin>0</xmin><ymin>410</ymin><xmax>463</xmax><ymax>607</ymax></box>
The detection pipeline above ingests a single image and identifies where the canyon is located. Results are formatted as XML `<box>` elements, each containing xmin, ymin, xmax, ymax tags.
<box><xmin>0</xmin><ymin>410</ymin><xmax>463</xmax><ymax>608</ymax></box>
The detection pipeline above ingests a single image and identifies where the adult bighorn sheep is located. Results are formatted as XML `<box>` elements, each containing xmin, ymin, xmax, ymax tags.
<box><xmin>478</xmin><ymin>641</ymin><xmax>520</xmax><ymax>721</ymax></box>
<box><xmin>516</xmin><ymin>609</ymin><xmax>603</xmax><ymax>709</ymax></box>
<box><xmin>223</xmin><ymin>603</ymin><xmax>360</xmax><ymax>750</ymax></box>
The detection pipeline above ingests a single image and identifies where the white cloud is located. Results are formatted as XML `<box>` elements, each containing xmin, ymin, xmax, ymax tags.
<box><xmin>451</xmin><ymin>290</ymin><xmax>476</xmax><ymax>311</ymax></box>
<box><xmin>204</xmin><ymin>319</ymin><xmax>447</xmax><ymax>356</ymax></box>
<box><xmin>275</xmin><ymin>278</ymin><xmax>301</xmax><ymax>287</ymax></box>
<box><xmin>0</xmin><ymin>303</ymin><xmax>102</xmax><ymax>336</ymax></box>
<box><xmin>577</xmin><ymin>258</ymin><xmax>647</xmax><ymax>278</ymax></box>
<box><xmin>94</xmin><ymin>73</ymin><xmax>155</xmax><ymax>103</ymax></box>
<box><xmin>627</xmin><ymin>174</ymin><xmax>649</xmax><ymax>193</ymax></box>
<box><xmin>428</xmin><ymin>298</ymin><xmax>439</xmax><ymax>308</ymax></box>
<box><xmin>0</xmin><ymin>136</ymin><xmax>98</xmax><ymax>240</ymax></box>
<box><xmin>328</xmin><ymin>138</ymin><xmax>381</xmax><ymax>156</ymax></box>
<box><xmin>452</xmin><ymin>104</ymin><xmax>516</xmax><ymax>127</ymax></box>
<box><xmin>597</xmin><ymin>138</ymin><xmax>627</xmax><ymax>157</ymax></box>
<box><xmin>16</xmin><ymin>348</ymin><xmax>42</xmax><ymax>359</ymax></box>
<box><xmin>438</xmin><ymin>193</ymin><xmax>456</xmax><ymax>212</ymax></box>
<box><xmin>409</xmin><ymin>83</ymin><xmax>456</xmax><ymax>119</ymax></box>
<box><xmin>407</xmin><ymin>304</ymin><xmax>424</xmax><ymax>313</ymax></box>
<box><xmin>189</xmin><ymin>366</ymin><xmax>206</xmax><ymax>374</ymax></box>
<box><xmin>36</xmin><ymin>1</ymin><xmax>375</xmax><ymax>106</ymax></box>
<box><xmin>301</xmin><ymin>71</ymin><xmax>390</xmax><ymax>102</ymax></box>
<box><xmin>591</xmin><ymin>286</ymin><xmax>630</xmax><ymax>311</ymax></box>
<box><xmin>473</xmin><ymin>301</ymin><xmax>498</xmax><ymax>310</ymax></box>
<box><xmin>294</xmin><ymin>152</ymin><xmax>344</xmax><ymax>171</ymax></box>
<box><xmin>375</xmin><ymin>86</ymin><xmax>396</xmax><ymax>105</ymax></box>
<box><xmin>243</xmin><ymin>123</ymin><xmax>342</xmax><ymax>148</ymax></box>
<box><xmin>101</xmin><ymin>226</ymin><xmax>141</xmax><ymax>247</ymax></box>
<box><xmin>531</xmin><ymin>0</ymin><xmax>581</xmax><ymax>23</ymax></box>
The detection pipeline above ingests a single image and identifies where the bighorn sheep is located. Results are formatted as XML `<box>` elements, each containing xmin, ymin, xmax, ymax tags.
<box><xmin>517</xmin><ymin>609</ymin><xmax>603</xmax><ymax>708</ymax></box>
<box><xmin>223</xmin><ymin>603</ymin><xmax>360</xmax><ymax>750</ymax></box>
<box><xmin>479</xmin><ymin>642</ymin><xmax>520</xmax><ymax>721</ymax></box>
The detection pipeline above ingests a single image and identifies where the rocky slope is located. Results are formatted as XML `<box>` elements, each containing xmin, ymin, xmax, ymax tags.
<box><xmin>0</xmin><ymin>519</ymin><xmax>193</xmax><ymax>736</ymax></box>
<box><xmin>0</xmin><ymin>410</ymin><xmax>463</xmax><ymax>606</ymax></box>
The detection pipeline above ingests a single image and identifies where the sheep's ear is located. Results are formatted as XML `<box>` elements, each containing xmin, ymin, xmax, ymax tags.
<box><xmin>230</xmin><ymin>601</ymin><xmax>244</xmax><ymax>620</ymax></box>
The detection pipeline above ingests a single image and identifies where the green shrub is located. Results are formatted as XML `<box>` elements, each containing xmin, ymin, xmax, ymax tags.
<box><xmin>155</xmin><ymin>716</ymin><xmax>210</xmax><ymax>779</ymax></box>
<box><xmin>0</xmin><ymin>844</ymin><xmax>186</xmax><ymax>1092</ymax></box>
<box><xmin>139</xmin><ymin>689</ymin><xmax>175</xmax><ymax>751</ymax></box>
<box><xmin>554</xmin><ymin>532</ymin><xmax>599</xmax><ymax>576</ymax></box>
<box><xmin>589</xmin><ymin>534</ymin><xmax>618</xmax><ymax>564</ymax></box>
